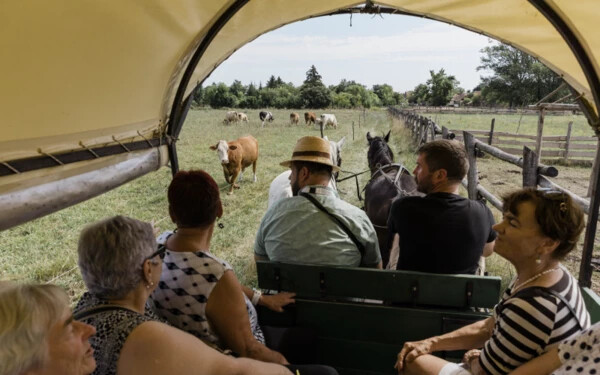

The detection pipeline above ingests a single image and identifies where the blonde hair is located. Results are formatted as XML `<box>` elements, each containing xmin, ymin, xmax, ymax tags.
<box><xmin>0</xmin><ymin>282</ymin><xmax>68</xmax><ymax>375</ymax></box>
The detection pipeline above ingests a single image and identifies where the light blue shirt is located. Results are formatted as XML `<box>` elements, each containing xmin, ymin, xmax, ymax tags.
<box><xmin>254</xmin><ymin>185</ymin><xmax>381</xmax><ymax>267</ymax></box>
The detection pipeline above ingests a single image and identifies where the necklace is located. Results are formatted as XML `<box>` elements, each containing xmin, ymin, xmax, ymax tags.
<box><xmin>512</xmin><ymin>266</ymin><xmax>561</xmax><ymax>292</ymax></box>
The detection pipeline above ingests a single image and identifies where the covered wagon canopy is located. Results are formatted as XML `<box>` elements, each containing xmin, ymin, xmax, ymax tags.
<box><xmin>2</xmin><ymin>0</ymin><xmax>600</xmax><ymax>230</ymax></box>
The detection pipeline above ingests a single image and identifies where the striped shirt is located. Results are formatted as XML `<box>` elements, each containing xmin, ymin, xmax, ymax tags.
<box><xmin>480</xmin><ymin>267</ymin><xmax>590</xmax><ymax>375</ymax></box>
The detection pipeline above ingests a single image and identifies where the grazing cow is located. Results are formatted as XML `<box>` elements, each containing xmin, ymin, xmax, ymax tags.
<box><xmin>304</xmin><ymin>112</ymin><xmax>316</xmax><ymax>126</ymax></box>
<box><xmin>320</xmin><ymin>114</ymin><xmax>338</xmax><ymax>129</ymax></box>
<box><xmin>209</xmin><ymin>135</ymin><xmax>259</xmax><ymax>195</ymax></box>
<box><xmin>259</xmin><ymin>111</ymin><xmax>273</xmax><ymax>127</ymax></box>
<box><xmin>290</xmin><ymin>112</ymin><xmax>299</xmax><ymax>125</ymax></box>
<box><xmin>223</xmin><ymin>111</ymin><xmax>238</xmax><ymax>124</ymax></box>
<box><xmin>268</xmin><ymin>136</ymin><xmax>346</xmax><ymax>208</ymax></box>
<box><xmin>237</xmin><ymin>112</ymin><xmax>249</xmax><ymax>122</ymax></box>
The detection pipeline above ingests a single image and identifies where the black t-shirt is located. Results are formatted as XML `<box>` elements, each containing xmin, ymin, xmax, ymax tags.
<box><xmin>387</xmin><ymin>192</ymin><xmax>497</xmax><ymax>274</ymax></box>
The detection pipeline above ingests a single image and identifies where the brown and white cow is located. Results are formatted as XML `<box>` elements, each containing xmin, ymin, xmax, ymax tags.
<box><xmin>209</xmin><ymin>135</ymin><xmax>258</xmax><ymax>194</ymax></box>
<box><xmin>237</xmin><ymin>112</ymin><xmax>249</xmax><ymax>123</ymax></box>
<box><xmin>304</xmin><ymin>112</ymin><xmax>316</xmax><ymax>126</ymax></box>
<box><xmin>290</xmin><ymin>112</ymin><xmax>299</xmax><ymax>125</ymax></box>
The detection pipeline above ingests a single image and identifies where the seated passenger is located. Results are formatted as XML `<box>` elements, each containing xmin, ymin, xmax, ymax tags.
<box><xmin>0</xmin><ymin>282</ymin><xmax>96</xmax><ymax>375</ymax></box>
<box><xmin>150</xmin><ymin>170</ymin><xmax>291</xmax><ymax>363</ymax></box>
<box><xmin>510</xmin><ymin>320</ymin><xmax>600</xmax><ymax>374</ymax></box>
<box><xmin>386</xmin><ymin>139</ymin><xmax>496</xmax><ymax>273</ymax></box>
<box><xmin>255</xmin><ymin>136</ymin><xmax>382</xmax><ymax>268</ymax></box>
<box><xmin>395</xmin><ymin>188</ymin><xmax>590</xmax><ymax>375</ymax></box>
<box><xmin>75</xmin><ymin>215</ymin><xmax>293</xmax><ymax>375</ymax></box>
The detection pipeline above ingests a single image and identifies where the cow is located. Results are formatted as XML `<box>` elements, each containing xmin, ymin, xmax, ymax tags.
<box><xmin>259</xmin><ymin>111</ymin><xmax>273</xmax><ymax>127</ymax></box>
<box><xmin>209</xmin><ymin>135</ymin><xmax>259</xmax><ymax>195</ymax></box>
<box><xmin>223</xmin><ymin>111</ymin><xmax>238</xmax><ymax>124</ymax></box>
<box><xmin>290</xmin><ymin>112</ymin><xmax>299</xmax><ymax>125</ymax></box>
<box><xmin>320</xmin><ymin>114</ymin><xmax>338</xmax><ymax>129</ymax></box>
<box><xmin>237</xmin><ymin>112</ymin><xmax>249</xmax><ymax>123</ymax></box>
<box><xmin>304</xmin><ymin>112</ymin><xmax>316</xmax><ymax>126</ymax></box>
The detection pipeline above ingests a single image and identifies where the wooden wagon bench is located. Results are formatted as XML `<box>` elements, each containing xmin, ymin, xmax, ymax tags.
<box><xmin>256</xmin><ymin>261</ymin><xmax>501</xmax><ymax>375</ymax></box>
<box><xmin>256</xmin><ymin>261</ymin><xmax>600</xmax><ymax>374</ymax></box>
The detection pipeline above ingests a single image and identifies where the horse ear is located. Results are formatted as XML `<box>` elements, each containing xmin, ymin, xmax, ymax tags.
<box><xmin>384</xmin><ymin>130</ymin><xmax>391</xmax><ymax>143</ymax></box>
<box><xmin>366</xmin><ymin>132</ymin><xmax>373</xmax><ymax>142</ymax></box>
<box><xmin>337</xmin><ymin>136</ymin><xmax>346</xmax><ymax>149</ymax></box>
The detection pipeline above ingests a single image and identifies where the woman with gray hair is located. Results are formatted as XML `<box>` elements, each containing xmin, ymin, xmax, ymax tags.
<box><xmin>74</xmin><ymin>215</ymin><xmax>292</xmax><ymax>375</ymax></box>
<box><xmin>0</xmin><ymin>282</ymin><xmax>96</xmax><ymax>375</ymax></box>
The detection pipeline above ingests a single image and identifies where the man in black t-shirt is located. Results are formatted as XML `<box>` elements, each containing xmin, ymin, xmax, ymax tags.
<box><xmin>386</xmin><ymin>140</ymin><xmax>496</xmax><ymax>274</ymax></box>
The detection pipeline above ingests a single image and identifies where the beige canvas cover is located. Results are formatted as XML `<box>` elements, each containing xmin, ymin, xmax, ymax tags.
<box><xmin>0</xmin><ymin>0</ymin><xmax>599</xmax><ymax>225</ymax></box>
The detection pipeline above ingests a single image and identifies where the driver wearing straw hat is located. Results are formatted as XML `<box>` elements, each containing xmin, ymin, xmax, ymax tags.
<box><xmin>254</xmin><ymin>136</ymin><xmax>382</xmax><ymax>268</ymax></box>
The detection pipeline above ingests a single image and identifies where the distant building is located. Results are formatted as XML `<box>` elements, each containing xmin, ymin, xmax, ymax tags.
<box><xmin>448</xmin><ymin>93</ymin><xmax>467</xmax><ymax>107</ymax></box>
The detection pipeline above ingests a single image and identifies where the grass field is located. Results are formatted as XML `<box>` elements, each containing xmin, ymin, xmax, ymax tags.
<box><xmin>0</xmin><ymin>108</ymin><xmax>598</xmax><ymax>302</ymax></box>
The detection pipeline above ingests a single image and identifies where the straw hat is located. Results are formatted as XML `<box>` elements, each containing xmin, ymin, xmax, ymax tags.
<box><xmin>280</xmin><ymin>136</ymin><xmax>340</xmax><ymax>172</ymax></box>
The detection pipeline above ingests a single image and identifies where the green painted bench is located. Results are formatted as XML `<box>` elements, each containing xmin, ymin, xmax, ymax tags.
<box><xmin>256</xmin><ymin>261</ymin><xmax>502</xmax><ymax>374</ymax></box>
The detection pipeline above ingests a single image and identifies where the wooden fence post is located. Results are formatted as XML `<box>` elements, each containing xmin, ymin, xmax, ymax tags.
<box><xmin>430</xmin><ymin>119</ymin><xmax>436</xmax><ymax>141</ymax></box>
<box><xmin>522</xmin><ymin>146</ymin><xmax>539</xmax><ymax>187</ymax></box>
<box><xmin>463</xmin><ymin>131</ymin><xmax>479</xmax><ymax>200</ymax></box>
<box><xmin>563</xmin><ymin>121</ymin><xmax>573</xmax><ymax>163</ymax></box>
<box><xmin>352</xmin><ymin>121</ymin><xmax>355</xmax><ymax>141</ymax></box>
<box><xmin>580</xmin><ymin>142</ymin><xmax>600</xmax><ymax>287</ymax></box>
<box><xmin>320</xmin><ymin>122</ymin><xmax>324</xmax><ymax>138</ymax></box>
<box><xmin>535</xmin><ymin>108</ymin><xmax>545</xmax><ymax>163</ymax></box>
<box><xmin>488</xmin><ymin>118</ymin><xmax>495</xmax><ymax>145</ymax></box>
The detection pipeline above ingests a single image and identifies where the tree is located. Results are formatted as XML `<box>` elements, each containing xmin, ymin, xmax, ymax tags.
<box><xmin>229</xmin><ymin>80</ymin><xmax>245</xmax><ymax>99</ymax></box>
<box><xmin>409</xmin><ymin>84</ymin><xmax>430</xmax><ymax>105</ymax></box>
<box><xmin>205</xmin><ymin>83</ymin><xmax>237</xmax><ymax>108</ymax></box>
<box><xmin>191</xmin><ymin>84</ymin><xmax>204</xmax><ymax>106</ymax></box>
<box><xmin>426</xmin><ymin>69</ymin><xmax>459</xmax><ymax>106</ymax></box>
<box><xmin>477</xmin><ymin>43</ymin><xmax>568</xmax><ymax>107</ymax></box>
<box><xmin>373</xmin><ymin>84</ymin><xmax>397</xmax><ymax>106</ymax></box>
<box><xmin>300</xmin><ymin>65</ymin><xmax>331</xmax><ymax>108</ymax></box>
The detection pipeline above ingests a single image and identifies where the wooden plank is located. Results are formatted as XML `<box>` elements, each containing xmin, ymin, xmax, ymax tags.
<box><xmin>536</xmin><ymin>107</ymin><xmax>545</xmax><ymax>163</ymax></box>
<box><xmin>473</xmin><ymin>141</ymin><xmax>558</xmax><ymax>177</ymax></box>
<box><xmin>463</xmin><ymin>132</ymin><xmax>479</xmax><ymax>200</ymax></box>
<box><xmin>580</xmin><ymin>143</ymin><xmax>600</xmax><ymax>287</ymax></box>
<box><xmin>540</xmin><ymin>150</ymin><xmax>596</xmax><ymax>158</ymax></box>
<box><xmin>538</xmin><ymin>175</ymin><xmax>592</xmax><ymax>215</ymax></box>
<box><xmin>488</xmin><ymin>118</ymin><xmax>495</xmax><ymax>145</ymax></box>
<box><xmin>256</xmin><ymin>261</ymin><xmax>502</xmax><ymax>309</ymax></box>
<box><xmin>522</xmin><ymin>147</ymin><xmax>538</xmax><ymax>187</ymax></box>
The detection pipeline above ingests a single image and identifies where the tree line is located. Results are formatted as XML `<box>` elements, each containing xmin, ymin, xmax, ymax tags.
<box><xmin>192</xmin><ymin>65</ymin><xmax>406</xmax><ymax>110</ymax></box>
<box><xmin>193</xmin><ymin>43</ymin><xmax>571</xmax><ymax>110</ymax></box>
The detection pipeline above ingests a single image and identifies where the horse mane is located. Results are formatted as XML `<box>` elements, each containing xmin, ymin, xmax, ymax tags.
<box><xmin>367</xmin><ymin>137</ymin><xmax>394</xmax><ymax>169</ymax></box>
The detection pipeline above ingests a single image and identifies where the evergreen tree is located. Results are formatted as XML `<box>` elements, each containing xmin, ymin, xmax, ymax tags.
<box><xmin>300</xmin><ymin>65</ymin><xmax>331</xmax><ymax>108</ymax></box>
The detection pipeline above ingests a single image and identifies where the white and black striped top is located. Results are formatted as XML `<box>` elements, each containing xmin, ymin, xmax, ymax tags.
<box><xmin>480</xmin><ymin>267</ymin><xmax>590</xmax><ymax>375</ymax></box>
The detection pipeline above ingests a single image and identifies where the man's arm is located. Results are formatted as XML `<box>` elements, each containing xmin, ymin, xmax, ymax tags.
<box><xmin>386</xmin><ymin>234</ymin><xmax>400</xmax><ymax>270</ymax></box>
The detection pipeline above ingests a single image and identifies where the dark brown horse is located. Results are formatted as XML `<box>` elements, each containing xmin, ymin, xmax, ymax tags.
<box><xmin>364</xmin><ymin>131</ymin><xmax>421</xmax><ymax>268</ymax></box>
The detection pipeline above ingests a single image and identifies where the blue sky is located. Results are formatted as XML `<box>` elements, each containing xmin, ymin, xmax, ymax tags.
<box><xmin>205</xmin><ymin>13</ymin><xmax>494</xmax><ymax>93</ymax></box>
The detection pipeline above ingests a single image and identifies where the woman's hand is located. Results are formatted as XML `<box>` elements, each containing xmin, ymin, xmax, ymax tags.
<box><xmin>394</xmin><ymin>338</ymin><xmax>435</xmax><ymax>372</ymax></box>
<box><xmin>463</xmin><ymin>349</ymin><xmax>485</xmax><ymax>374</ymax></box>
<box><xmin>260</xmin><ymin>292</ymin><xmax>296</xmax><ymax>312</ymax></box>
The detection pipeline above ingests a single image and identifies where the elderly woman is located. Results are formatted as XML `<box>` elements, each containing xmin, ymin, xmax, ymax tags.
<box><xmin>74</xmin><ymin>215</ymin><xmax>292</xmax><ymax>375</ymax></box>
<box><xmin>0</xmin><ymin>282</ymin><xmax>96</xmax><ymax>375</ymax></box>
<box><xmin>151</xmin><ymin>170</ymin><xmax>334</xmax><ymax>372</ymax></box>
<box><xmin>395</xmin><ymin>188</ymin><xmax>591</xmax><ymax>375</ymax></box>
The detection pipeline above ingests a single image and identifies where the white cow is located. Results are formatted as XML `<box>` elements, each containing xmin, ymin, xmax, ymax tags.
<box><xmin>223</xmin><ymin>111</ymin><xmax>238</xmax><ymax>124</ymax></box>
<box><xmin>267</xmin><ymin>136</ymin><xmax>346</xmax><ymax>208</ymax></box>
<box><xmin>320</xmin><ymin>114</ymin><xmax>337</xmax><ymax>129</ymax></box>
<box><xmin>237</xmin><ymin>112</ymin><xmax>249</xmax><ymax>122</ymax></box>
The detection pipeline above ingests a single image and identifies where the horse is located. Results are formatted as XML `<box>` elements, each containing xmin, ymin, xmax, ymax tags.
<box><xmin>364</xmin><ymin>131</ymin><xmax>421</xmax><ymax>268</ymax></box>
<box><xmin>268</xmin><ymin>136</ymin><xmax>345</xmax><ymax>208</ymax></box>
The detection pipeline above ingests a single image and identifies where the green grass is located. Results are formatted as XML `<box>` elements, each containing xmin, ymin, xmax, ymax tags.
<box><xmin>1</xmin><ymin>108</ymin><xmax>598</xmax><ymax>302</ymax></box>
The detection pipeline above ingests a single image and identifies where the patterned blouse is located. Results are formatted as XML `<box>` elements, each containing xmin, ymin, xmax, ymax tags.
<box><xmin>73</xmin><ymin>293</ymin><xmax>160</xmax><ymax>375</ymax></box>
<box><xmin>150</xmin><ymin>231</ymin><xmax>264</xmax><ymax>348</ymax></box>
<box><xmin>554</xmin><ymin>321</ymin><xmax>600</xmax><ymax>375</ymax></box>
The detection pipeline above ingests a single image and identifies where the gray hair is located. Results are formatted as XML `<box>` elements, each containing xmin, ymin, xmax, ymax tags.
<box><xmin>0</xmin><ymin>282</ymin><xmax>68</xmax><ymax>375</ymax></box>
<box><xmin>78</xmin><ymin>215</ymin><xmax>156</xmax><ymax>299</ymax></box>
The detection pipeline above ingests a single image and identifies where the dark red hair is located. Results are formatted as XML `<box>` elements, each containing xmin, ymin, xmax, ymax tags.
<box><xmin>168</xmin><ymin>170</ymin><xmax>223</xmax><ymax>228</ymax></box>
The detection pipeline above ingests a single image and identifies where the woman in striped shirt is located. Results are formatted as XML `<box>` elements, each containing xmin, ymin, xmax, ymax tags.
<box><xmin>395</xmin><ymin>188</ymin><xmax>591</xmax><ymax>375</ymax></box>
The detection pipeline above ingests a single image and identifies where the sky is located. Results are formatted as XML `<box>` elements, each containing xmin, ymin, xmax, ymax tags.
<box><xmin>204</xmin><ymin>13</ymin><xmax>495</xmax><ymax>93</ymax></box>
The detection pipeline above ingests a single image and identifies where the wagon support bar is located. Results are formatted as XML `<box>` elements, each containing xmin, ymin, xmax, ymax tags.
<box><xmin>0</xmin><ymin>147</ymin><xmax>168</xmax><ymax>231</ymax></box>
